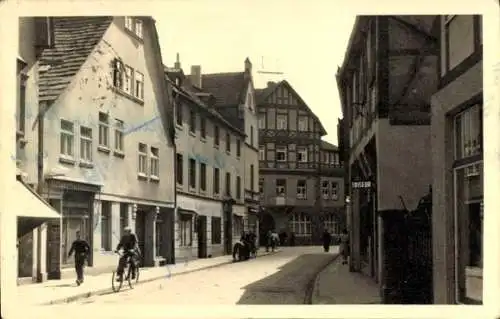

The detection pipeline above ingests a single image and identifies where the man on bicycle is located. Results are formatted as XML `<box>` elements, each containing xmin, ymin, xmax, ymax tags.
<box><xmin>114</xmin><ymin>226</ymin><xmax>141</xmax><ymax>282</ymax></box>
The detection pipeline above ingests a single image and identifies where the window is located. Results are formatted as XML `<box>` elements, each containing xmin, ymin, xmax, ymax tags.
<box><xmin>225</xmin><ymin>172</ymin><xmax>231</xmax><ymax>197</ymax></box>
<box><xmin>124</xmin><ymin>17</ymin><xmax>143</xmax><ymax>39</ymax></box>
<box><xmin>124</xmin><ymin>65</ymin><xmax>133</xmax><ymax>95</ymax></box>
<box><xmin>250</xmin><ymin>165</ymin><xmax>255</xmax><ymax>191</ymax></box>
<box><xmin>98</xmin><ymin>112</ymin><xmax>109</xmax><ymax>148</ymax></box>
<box><xmin>189</xmin><ymin>109</ymin><xmax>196</xmax><ymax>133</ymax></box>
<box><xmin>200</xmin><ymin>163</ymin><xmax>207</xmax><ymax>192</ymax></box>
<box><xmin>277</xmin><ymin>114</ymin><xmax>287</xmax><ymax>130</ymax></box>
<box><xmin>259</xmin><ymin>178</ymin><xmax>264</xmax><ymax>194</ymax></box>
<box><xmin>200</xmin><ymin>116</ymin><xmax>206</xmax><ymax>139</ymax></box>
<box><xmin>289</xmin><ymin>212</ymin><xmax>312</xmax><ymax>236</ymax></box>
<box><xmin>276</xmin><ymin>146</ymin><xmax>287</xmax><ymax>162</ymax></box>
<box><xmin>297</xmin><ymin>147</ymin><xmax>308</xmax><ymax>163</ymax></box>
<box><xmin>454</xmin><ymin>104</ymin><xmax>482</xmax><ymax>160</ymax></box>
<box><xmin>233</xmin><ymin>215</ymin><xmax>244</xmax><ymax>237</ymax></box>
<box><xmin>114</xmin><ymin>119</ymin><xmax>124</xmax><ymax>152</ymax></box>
<box><xmin>236</xmin><ymin>139</ymin><xmax>241</xmax><ymax>157</ymax></box>
<box><xmin>175</xmin><ymin>101</ymin><xmax>183</xmax><ymax>126</ymax></box>
<box><xmin>150</xmin><ymin>147</ymin><xmax>159</xmax><ymax>179</ymax></box>
<box><xmin>444</xmin><ymin>15</ymin><xmax>477</xmax><ymax>71</ymax></box>
<box><xmin>454</xmin><ymin>162</ymin><xmax>483</xmax><ymax>304</ymax></box>
<box><xmin>100</xmin><ymin>202</ymin><xmax>111</xmax><ymax>251</ymax></box>
<box><xmin>113</xmin><ymin>59</ymin><xmax>124</xmax><ymax>90</ymax></box>
<box><xmin>276</xmin><ymin>179</ymin><xmax>286</xmax><ymax>197</ymax></box>
<box><xmin>322</xmin><ymin>181</ymin><xmax>330</xmax><ymax>199</ymax></box>
<box><xmin>18</xmin><ymin>76</ymin><xmax>26</xmax><ymax>134</ymax></box>
<box><xmin>214</xmin><ymin>125</ymin><xmax>220</xmax><ymax>147</ymax></box>
<box><xmin>250</xmin><ymin>125</ymin><xmax>254</xmax><ymax>146</ymax></box>
<box><xmin>236</xmin><ymin>176</ymin><xmax>242</xmax><ymax>199</ymax></box>
<box><xmin>211</xmin><ymin>217</ymin><xmax>222</xmax><ymax>244</ymax></box>
<box><xmin>259</xmin><ymin>145</ymin><xmax>265</xmax><ymax>160</ymax></box>
<box><xmin>226</xmin><ymin>132</ymin><xmax>231</xmax><ymax>153</ymax></box>
<box><xmin>125</xmin><ymin>16</ymin><xmax>133</xmax><ymax>31</ymax></box>
<box><xmin>214</xmin><ymin>167</ymin><xmax>220</xmax><ymax>195</ymax></box>
<box><xmin>134</xmin><ymin>19</ymin><xmax>143</xmax><ymax>39</ymax></box>
<box><xmin>134</xmin><ymin>71</ymin><xmax>144</xmax><ymax>100</ymax></box>
<box><xmin>258</xmin><ymin>113</ymin><xmax>266</xmax><ymax>129</ymax></box>
<box><xmin>324</xmin><ymin>214</ymin><xmax>338</xmax><ymax>235</ymax></box>
<box><xmin>80</xmin><ymin>126</ymin><xmax>93</xmax><ymax>162</ymax></box>
<box><xmin>155</xmin><ymin>214</ymin><xmax>163</xmax><ymax>257</ymax></box>
<box><xmin>138</xmin><ymin>143</ymin><xmax>147</xmax><ymax>175</ymax></box>
<box><xmin>189</xmin><ymin>158</ymin><xmax>196</xmax><ymax>189</ymax></box>
<box><xmin>176</xmin><ymin>153</ymin><xmax>183</xmax><ymax>184</ymax></box>
<box><xmin>60</xmin><ymin>119</ymin><xmax>74</xmax><ymax>157</ymax></box>
<box><xmin>298</xmin><ymin>116</ymin><xmax>308</xmax><ymax>131</ymax></box>
<box><xmin>179</xmin><ymin>214</ymin><xmax>192</xmax><ymax>247</ymax></box>
<box><xmin>297</xmin><ymin>180</ymin><xmax>307</xmax><ymax>199</ymax></box>
<box><xmin>331</xmin><ymin>182</ymin><xmax>339</xmax><ymax>200</ymax></box>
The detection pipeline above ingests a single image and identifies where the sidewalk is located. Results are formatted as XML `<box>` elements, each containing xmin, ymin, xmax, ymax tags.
<box><xmin>311</xmin><ymin>256</ymin><xmax>381</xmax><ymax>304</ymax></box>
<box><xmin>17</xmin><ymin>248</ymin><xmax>279</xmax><ymax>306</ymax></box>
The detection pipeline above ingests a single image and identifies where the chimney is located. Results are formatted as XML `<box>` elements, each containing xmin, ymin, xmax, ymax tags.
<box><xmin>190</xmin><ymin>65</ymin><xmax>202</xmax><ymax>88</ymax></box>
<box><xmin>174</xmin><ymin>53</ymin><xmax>181</xmax><ymax>69</ymax></box>
<box><xmin>244</xmin><ymin>57</ymin><xmax>252</xmax><ymax>78</ymax></box>
<box><xmin>267</xmin><ymin>81</ymin><xmax>275</xmax><ymax>88</ymax></box>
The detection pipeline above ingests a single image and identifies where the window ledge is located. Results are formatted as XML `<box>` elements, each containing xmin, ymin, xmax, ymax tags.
<box><xmin>79</xmin><ymin>161</ymin><xmax>94</xmax><ymax>169</ymax></box>
<box><xmin>98</xmin><ymin>145</ymin><xmax>111</xmax><ymax>154</ymax></box>
<box><xmin>200</xmin><ymin>189</ymin><xmax>207</xmax><ymax>195</ymax></box>
<box><xmin>112</xmin><ymin>86</ymin><xmax>145</xmax><ymax>106</ymax></box>
<box><xmin>226</xmin><ymin>150</ymin><xmax>231</xmax><ymax>156</ymax></box>
<box><xmin>189</xmin><ymin>187</ymin><xmax>197</xmax><ymax>193</ymax></box>
<box><xmin>189</xmin><ymin>130</ymin><xmax>196</xmax><ymax>137</ymax></box>
<box><xmin>214</xmin><ymin>144</ymin><xmax>220</xmax><ymax>149</ymax></box>
<box><xmin>150</xmin><ymin>176</ymin><xmax>160</xmax><ymax>183</ymax></box>
<box><xmin>113</xmin><ymin>150</ymin><xmax>125</xmax><ymax>158</ymax></box>
<box><xmin>138</xmin><ymin>173</ymin><xmax>148</xmax><ymax>180</ymax></box>
<box><xmin>59</xmin><ymin>156</ymin><xmax>76</xmax><ymax>166</ymax></box>
<box><xmin>214</xmin><ymin>193</ymin><xmax>220</xmax><ymax>199</ymax></box>
<box><xmin>200</xmin><ymin>137</ymin><xmax>207</xmax><ymax>143</ymax></box>
<box><xmin>466</xmin><ymin>266</ymin><xmax>483</xmax><ymax>278</ymax></box>
<box><xmin>175</xmin><ymin>124</ymin><xmax>183</xmax><ymax>130</ymax></box>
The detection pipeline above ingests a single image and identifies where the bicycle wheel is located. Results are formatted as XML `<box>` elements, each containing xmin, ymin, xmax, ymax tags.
<box><xmin>111</xmin><ymin>271</ymin><xmax>123</xmax><ymax>292</ymax></box>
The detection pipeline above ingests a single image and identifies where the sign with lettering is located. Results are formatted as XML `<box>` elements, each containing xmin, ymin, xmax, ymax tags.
<box><xmin>352</xmin><ymin>181</ymin><xmax>372</xmax><ymax>189</ymax></box>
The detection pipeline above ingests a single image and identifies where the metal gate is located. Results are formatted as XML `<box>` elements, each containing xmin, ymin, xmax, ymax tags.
<box><xmin>381</xmin><ymin>188</ymin><xmax>433</xmax><ymax>304</ymax></box>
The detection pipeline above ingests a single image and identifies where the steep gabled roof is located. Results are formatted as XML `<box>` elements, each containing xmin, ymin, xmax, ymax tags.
<box><xmin>255</xmin><ymin>80</ymin><xmax>327</xmax><ymax>136</ymax></box>
<box><xmin>38</xmin><ymin>16</ymin><xmax>114</xmax><ymax>103</ymax></box>
<box><xmin>320</xmin><ymin>140</ymin><xmax>339</xmax><ymax>151</ymax></box>
<box><xmin>199</xmin><ymin>72</ymin><xmax>247</xmax><ymax>107</ymax></box>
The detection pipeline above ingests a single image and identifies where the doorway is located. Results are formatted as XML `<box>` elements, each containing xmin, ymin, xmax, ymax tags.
<box><xmin>135</xmin><ymin>212</ymin><xmax>146</xmax><ymax>265</ymax></box>
<box><xmin>259</xmin><ymin>213</ymin><xmax>275</xmax><ymax>246</ymax></box>
<box><xmin>62</xmin><ymin>214</ymin><xmax>88</xmax><ymax>266</ymax></box>
<box><xmin>197</xmin><ymin>215</ymin><xmax>207</xmax><ymax>258</ymax></box>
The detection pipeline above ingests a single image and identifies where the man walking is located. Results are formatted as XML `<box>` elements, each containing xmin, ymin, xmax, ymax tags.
<box><xmin>68</xmin><ymin>230</ymin><xmax>91</xmax><ymax>286</ymax></box>
<box><xmin>322</xmin><ymin>228</ymin><xmax>332</xmax><ymax>252</ymax></box>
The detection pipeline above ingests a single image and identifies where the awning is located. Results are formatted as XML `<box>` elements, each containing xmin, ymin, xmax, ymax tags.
<box><xmin>16</xmin><ymin>180</ymin><xmax>60</xmax><ymax>238</ymax></box>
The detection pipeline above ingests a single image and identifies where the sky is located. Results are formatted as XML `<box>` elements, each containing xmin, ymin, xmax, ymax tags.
<box><xmin>154</xmin><ymin>1</ymin><xmax>356</xmax><ymax>145</ymax></box>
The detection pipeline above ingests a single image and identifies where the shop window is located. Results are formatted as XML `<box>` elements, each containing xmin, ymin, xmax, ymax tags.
<box><xmin>289</xmin><ymin>212</ymin><xmax>311</xmax><ymax>236</ymax></box>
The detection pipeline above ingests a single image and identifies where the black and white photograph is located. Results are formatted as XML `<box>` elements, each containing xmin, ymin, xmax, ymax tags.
<box><xmin>1</xmin><ymin>1</ymin><xmax>498</xmax><ymax>318</ymax></box>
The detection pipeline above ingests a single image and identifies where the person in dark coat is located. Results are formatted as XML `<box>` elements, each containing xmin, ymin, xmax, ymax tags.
<box><xmin>68</xmin><ymin>230</ymin><xmax>91</xmax><ymax>286</ymax></box>
<box><xmin>290</xmin><ymin>232</ymin><xmax>296</xmax><ymax>247</ymax></box>
<box><xmin>322</xmin><ymin>228</ymin><xmax>332</xmax><ymax>252</ymax></box>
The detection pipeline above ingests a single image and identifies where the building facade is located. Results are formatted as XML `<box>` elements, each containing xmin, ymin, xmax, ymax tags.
<box><xmin>256</xmin><ymin>80</ymin><xmax>345</xmax><ymax>246</ymax></box>
<box><xmin>166</xmin><ymin>58</ymin><xmax>247</xmax><ymax>260</ymax></box>
<box><xmin>17</xmin><ymin>16</ymin><xmax>176</xmax><ymax>281</ymax></box>
<box><xmin>430</xmin><ymin>15</ymin><xmax>483</xmax><ymax>304</ymax></box>
<box><xmin>337</xmin><ymin>16</ymin><xmax>438</xmax><ymax>284</ymax></box>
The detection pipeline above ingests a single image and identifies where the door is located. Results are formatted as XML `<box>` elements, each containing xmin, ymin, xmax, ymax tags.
<box><xmin>259</xmin><ymin>213</ymin><xmax>275</xmax><ymax>246</ymax></box>
<box><xmin>62</xmin><ymin>217</ymin><xmax>82</xmax><ymax>266</ymax></box>
<box><xmin>135</xmin><ymin>212</ymin><xmax>146</xmax><ymax>265</ymax></box>
<box><xmin>197</xmin><ymin>216</ymin><xmax>207</xmax><ymax>258</ymax></box>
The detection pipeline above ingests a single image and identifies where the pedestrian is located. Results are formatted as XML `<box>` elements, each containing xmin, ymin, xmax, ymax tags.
<box><xmin>339</xmin><ymin>228</ymin><xmax>350</xmax><ymax>265</ymax></box>
<box><xmin>265</xmin><ymin>230</ymin><xmax>272</xmax><ymax>252</ymax></box>
<box><xmin>322</xmin><ymin>228</ymin><xmax>332</xmax><ymax>252</ymax></box>
<box><xmin>68</xmin><ymin>230</ymin><xmax>91</xmax><ymax>286</ymax></box>
<box><xmin>270</xmin><ymin>230</ymin><xmax>279</xmax><ymax>251</ymax></box>
<box><xmin>290</xmin><ymin>232</ymin><xmax>295</xmax><ymax>247</ymax></box>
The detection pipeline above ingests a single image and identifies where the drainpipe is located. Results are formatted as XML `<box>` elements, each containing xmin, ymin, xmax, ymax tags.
<box><xmin>171</xmin><ymin>91</ymin><xmax>178</xmax><ymax>265</ymax></box>
<box><xmin>35</xmin><ymin>101</ymin><xmax>46</xmax><ymax>282</ymax></box>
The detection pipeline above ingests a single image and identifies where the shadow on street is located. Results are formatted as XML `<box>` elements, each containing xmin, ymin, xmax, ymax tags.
<box><xmin>236</xmin><ymin>253</ymin><xmax>337</xmax><ymax>305</ymax></box>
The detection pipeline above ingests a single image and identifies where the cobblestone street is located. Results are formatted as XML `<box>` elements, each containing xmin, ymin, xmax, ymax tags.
<box><xmin>72</xmin><ymin>246</ymin><xmax>337</xmax><ymax>305</ymax></box>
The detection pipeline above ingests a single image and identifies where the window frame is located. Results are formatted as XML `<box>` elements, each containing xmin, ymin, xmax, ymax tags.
<box><xmin>80</xmin><ymin>126</ymin><xmax>93</xmax><ymax>163</ymax></box>
<box><xmin>213</xmin><ymin>167</ymin><xmax>220</xmax><ymax>196</ymax></box>
<box><xmin>138</xmin><ymin>143</ymin><xmax>148</xmax><ymax>176</ymax></box>
<box><xmin>276</xmin><ymin>179</ymin><xmax>286</xmax><ymax>197</ymax></box>
<box><xmin>134</xmin><ymin>71</ymin><xmax>144</xmax><ymax>101</ymax></box>
<box><xmin>321</xmin><ymin>181</ymin><xmax>330</xmax><ymax>199</ymax></box>
<box><xmin>189</xmin><ymin>158</ymin><xmax>196</xmax><ymax>190</ymax></box>
<box><xmin>258</xmin><ymin>113</ymin><xmax>266</xmax><ymax>129</ymax></box>
<box><xmin>150</xmin><ymin>146</ymin><xmax>159</xmax><ymax>180</ymax></box>
<box><xmin>98</xmin><ymin>112</ymin><xmax>110</xmax><ymax>149</ymax></box>
<box><xmin>60</xmin><ymin>119</ymin><xmax>75</xmax><ymax>158</ymax></box>
<box><xmin>176</xmin><ymin>153</ymin><xmax>183</xmax><ymax>185</ymax></box>
<box><xmin>296</xmin><ymin>180</ymin><xmax>307</xmax><ymax>199</ymax></box>
<box><xmin>297</xmin><ymin>146</ymin><xmax>308</xmax><ymax>163</ymax></box>
<box><xmin>114</xmin><ymin>119</ymin><xmax>125</xmax><ymax>154</ymax></box>
<box><xmin>236</xmin><ymin>176</ymin><xmax>242</xmax><ymax>199</ymax></box>
<box><xmin>443</xmin><ymin>15</ymin><xmax>482</xmax><ymax>74</ymax></box>
<box><xmin>226</xmin><ymin>132</ymin><xmax>231</xmax><ymax>153</ymax></box>
<box><xmin>331</xmin><ymin>182</ymin><xmax>339</xmax><ymax>200</ymax></box>
<box><xmin>298</xmin><ymin>116</ymin><xmax>308</xmax><ymax>132</ymax></box>
<box><xmin>259</xmin><ymin>145</ymin><xmax>265</xmax><ymax>161</ymax></box>
<box><xmin>200</xmin><ymin>162</ymin><xmax>207</xmax><ymax>192</ymax></box>
<box><xmin>225</xmin><ymin>172</ymin><xmax>231</xmax><ymax>197</ymax></box>
<box><xmin>276</xmin><ymin>146</ymin><xmax>287</xmax><ymax>162</ymax></box>
<box><xmin>276</xmin><ymin>114</ymin><xmax>288</xmax><ymax>130</ymax></box>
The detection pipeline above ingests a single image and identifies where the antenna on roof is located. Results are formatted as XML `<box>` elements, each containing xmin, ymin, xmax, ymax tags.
<box><xmin>257</xmin><ymin>56</ymin><xmax>284</xmax><ymax>75</ymax></box>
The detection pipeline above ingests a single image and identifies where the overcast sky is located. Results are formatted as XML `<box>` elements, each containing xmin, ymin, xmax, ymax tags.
<box><xmin>155</xmin><ymin>0</ymin><xmax>356</xmax><ymax>145</ymax></box>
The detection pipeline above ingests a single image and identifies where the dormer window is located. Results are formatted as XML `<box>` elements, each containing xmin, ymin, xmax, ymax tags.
<box><xmin>124</xmin><ymin>16</ymin><xmax>143</xmax><ymax>40</ymax></box>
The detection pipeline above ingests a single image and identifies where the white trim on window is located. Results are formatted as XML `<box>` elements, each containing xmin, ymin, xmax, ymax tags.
<box><xmin>296</xmin><ymin>180</ymin><xmax>307</xmax><ymax>199</ymax></box>
<box><xmin>150</xmin><ymin>146</ymin><xmax>159</xmax><ymax>180</ymax></box>
<box><xmin>80</xmin><ymin>126</ymin><xmax>93</xmax><ymax>163</ymax></box>
<box><xmin>60</xmin><ymin>119</ymin><xmax>74</xmax><ymax>158</ymax></box>
<box><xmin>98</xmin><ymin>112</ymin><xmax>110</xmax><ymax>149</ymax></box>
<box><xmin>297</xmin><ymin>147</ymin><xmax>308</xmax><ymax>163</ymax></box>
<box><xmin>134</xmin><ymin>71</ymin><xmax>144</xmax><ymax>100</ymax></box>
<box><xmin>276</xmin><ymin>146</ymin><xmax>287</xmax><ymax>162</ymax></box>
<box><xmin>114</xmin><ymin>119</ymin><xmax>124</xmax><ymax>153</ymax></box>
<box><xmin>138</xmin><ymin>142</ymin><xmax>148</xmax><ymax>177</ymax></box>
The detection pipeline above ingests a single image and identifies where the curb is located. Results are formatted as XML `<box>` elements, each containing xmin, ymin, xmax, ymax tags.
<box><xmin>43</xmin><ymin>249</ymin><xmax>282</xmax><ymax>305</ymax></box>
<box><xmin>304</xmin><ymin>253</ymin><xmax>340</xmax><ymax>305</ymax></box>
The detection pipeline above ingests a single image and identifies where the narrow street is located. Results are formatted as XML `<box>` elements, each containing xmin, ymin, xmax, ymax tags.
<box><xmin>73</xmin><ymin>246</ymin><xmax>338</xmax><ymax>305</ymax></box>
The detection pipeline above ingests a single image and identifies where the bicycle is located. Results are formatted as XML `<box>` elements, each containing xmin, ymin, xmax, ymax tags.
<box><xmin>111</xmin><ymin>249</ymin><xmax>140</xmax><ymax>292</ymax></box>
